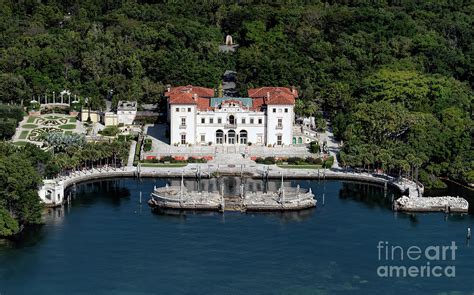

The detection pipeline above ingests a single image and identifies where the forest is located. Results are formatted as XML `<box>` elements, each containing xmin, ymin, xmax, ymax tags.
<box><xmin>0</xmin><ymin>0</ymin><xmax>473</xmax><ymax>234</ymax></box>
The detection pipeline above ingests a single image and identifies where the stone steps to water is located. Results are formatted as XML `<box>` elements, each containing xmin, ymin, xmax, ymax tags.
<box><xmin>223</xmin><ymin>196</ymin><xmax>244</xmax><ymax>211</ymax></box>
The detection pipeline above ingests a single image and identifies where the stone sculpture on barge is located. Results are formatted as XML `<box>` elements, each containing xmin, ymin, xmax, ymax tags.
<box><xmin>148</xmin><ymin>174</ymin><xmax>316</xmax><ymax>212</ymax></box>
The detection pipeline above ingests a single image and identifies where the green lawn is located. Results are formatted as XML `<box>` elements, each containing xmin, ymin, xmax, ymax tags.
<box><xmin>59</xmin><ymin>124</ymin><xmax>76</xmax><ymax>129</ymax></box>
<box><xmin>19</xmin><ymin>130</ymin><xmax>29</xmax><ymax>139</ymax></box>
<box><xmin>22</xmin><ymin>124</ymin><xmax>38</xmax><ymax>129</ymax></box>
<box><xmin>13</xmin><ymin>141</ymin><xmax>28</xmax><ymax>146</ymax></box>
<box><xmin>45</xmin><ymin>115</ymin><xmax>61</xmax><ymax>119</ymax></box>
<box><xmin>277</xmin><ymin>164</ymin><xmax>323</xmax><ymax>169</ymax></box>
<box><xmin>64</xmin><ymin>131</ymin><xmax>73</xmax><ymax>134</ymax></box>
<box><xmin>27</xmin><ymin>116</ymin><xmax>36</xmax><ymax>123</ymax></box>
<box><xmin>140</xmin><ymin>162</ymin><xmax>188</xmax><ymax>167</ymax></box>
<box><xmin>69</xmin><ymin>117</ymin><xmax>77</xmax><ymax>123</ymax></box>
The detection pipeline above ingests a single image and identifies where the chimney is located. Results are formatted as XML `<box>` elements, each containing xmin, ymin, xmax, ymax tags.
<box><xmin>266</xmin><ymin>91</ymin><xmax>270</xmax><ymax>99</ymax></box>
<box><xmin>291</xmin><ymin>86</ymin><xmax>297</xmax><ymax>96</ymax></box>
<box><xmin>193</xmin><ymin>93</ymin><xmax>198</xmax><ymax>101</ymax></box>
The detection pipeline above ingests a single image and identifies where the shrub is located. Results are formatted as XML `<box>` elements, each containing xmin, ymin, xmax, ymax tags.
<box><xmin>287</xmin><ymin>157</ymin><xmax>302</xmax><ymax>165</ymax></box>
<box><xmin>99</xmin><ymin>126</ymin><xmax>120</xmax><ymax>136</ymax></box>
<box><xmin>323</xmin><ymin>156</ymin><xmax>334</xmax><ymax>168</ymax></box>
<box><xmin>263</xmin><ymin>157</ymin><xmax>276</xmax><ymax>164</ymax></box>
<box><xmin>143</xmin><ymin>138</ymin><xmax>152</xmax><ymax>152</ymax></box>
<box><xmin>188</xmin><ymin>157</ymin><xmax>207</xmax><ymax>163</ymax></box>
<box><xmin>161</xmin><ymin>156</ymin><xmax>173</xmax><ymax>163</ymax></box>
<box><xmin>310</xmin><ymin>141</ymin><xmax>320</xmax><ymax>154</ymax></box>
<box><xmin>255</xmin><ymin>157</ymin><xmax>264</xmax><ymax>164</ymax></box>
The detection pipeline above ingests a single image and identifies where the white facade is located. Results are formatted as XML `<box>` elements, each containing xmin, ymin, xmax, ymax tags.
<box><xmin>169</xmin><ymin>100</ymin><xmax>294</xmax><ymax>146</ymax></box>
<box><xmin>170</xmin><ymin>104</ymin><xmax>197</xmax><ymax>146</ymax></box>
<box><xmin>38</xmin><ymin>180</ymin><xmax>64</xmax><ymax>206</ymax></box>
<box><xmin>266</xmin><ymin>104</ymin><xmax>295</xmax><ymax>146</ymax></box>
<box><xmin>117</xmin><ymin>101</ymin><xmax>137</xmax><ymax>125</ymax></box>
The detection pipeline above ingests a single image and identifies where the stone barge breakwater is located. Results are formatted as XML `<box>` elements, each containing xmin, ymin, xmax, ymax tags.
<box><xmin>37</xmin><ymin>164</ymin><xmax>468</xmax><ymax>213</ymax></box>
<box><xmin>394</xmin><ymin>196</ymin><xmax>469</xmax><ymax>213</ymax></box>
<box><xmin>148</xmin><ymin>180</ymin><xmax>316</xmax><ymax>212</ymax></box>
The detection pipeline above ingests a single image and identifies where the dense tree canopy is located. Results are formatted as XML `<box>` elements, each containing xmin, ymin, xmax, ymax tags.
<box><xmin>0</xmin><ymin>0</ymin><xmax>472</xmax><ymax>187</ymax></box>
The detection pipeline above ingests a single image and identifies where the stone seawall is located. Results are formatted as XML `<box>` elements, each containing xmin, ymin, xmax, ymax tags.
<box><xmin>38</xmin><ymin>164</ymin><xmax>468</xmax><ymax>213</ymax></box>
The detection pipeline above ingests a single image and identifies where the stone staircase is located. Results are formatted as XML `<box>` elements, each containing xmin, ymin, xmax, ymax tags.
<box><xmin>209</xmin><ymin>152</ymin><xmax>255</xmax><ymax>166</ymax></box>
<box><xmin>223</xmin><ymin>196</ymin><xmax>244</xmax><ymax>211</ymax></box>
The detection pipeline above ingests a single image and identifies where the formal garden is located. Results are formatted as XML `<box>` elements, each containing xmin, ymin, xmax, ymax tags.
<box><xmin>13</xmin><ymin>115</ymin><xmax>81</xmax><ymax>145</ymax></box>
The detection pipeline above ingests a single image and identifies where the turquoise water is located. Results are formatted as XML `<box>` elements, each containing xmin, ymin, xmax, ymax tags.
<box><xmin>1</xmin><ymin>178</ymin><xmax>473</xmax><ymax>294</ymax></box>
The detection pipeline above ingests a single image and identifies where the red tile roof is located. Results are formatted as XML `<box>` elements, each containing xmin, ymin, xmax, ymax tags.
<box><xmin>166</xmin><ymin>85</ymin><xmax>214</xmax><ymax>105</ymax></box>
<box><xmin>168</xmin><ymin>92</ymin><xmax>196</xmax><ymax>105</ymax></box>
<box><xmin>248</xmin><ymin>87</ymin><xmax>297</xmax><ymax>105</ymax></box>
<box><xmin>166</xmin><ymin>85</ymin><xmax>296</xmax><ymax>110</ymax></box>
<box><xmin>251</xmin><ymin>97</ymin><xmax>265</xmax><ymax>111</ymax></box>
<box><xmin>197</xmin><ymin>97</ymin><xmax>212</xmax><ymax>110</ymax></box>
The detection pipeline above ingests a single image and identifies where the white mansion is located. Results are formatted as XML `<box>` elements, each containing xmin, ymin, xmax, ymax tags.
<box><xmin>166</xmin><ymin>85</ymin><xmax>297</xmax><ymax>146</ymax></box>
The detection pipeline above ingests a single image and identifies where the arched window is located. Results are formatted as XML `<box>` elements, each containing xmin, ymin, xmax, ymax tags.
<box><xmin>229</xmin><ymin>115</ymin><xmax>235</xmax><ymax>125</ymax></box>
<box><xmin>227</xmin><ymin>130</ymin><xmax>236</xmax><ymax>144</ymax></box>
<box><xmin>239</xmin><ymin>130</ymin><xmax>248</xmax><ymax>144</ymax></box>
<box><xmin>298</xmin><ymin>137</ymin><xmax>303</xmax><ymax>144</ymax></box>
<box><xmin>216</xmin><ymin>129</ymin><xmax>224</xmax><ymax>144</ymax></box>
<box><xmin>292</xmin><ymin>137</ymin><xmax>296</xmax><ymax>145</ymax></box>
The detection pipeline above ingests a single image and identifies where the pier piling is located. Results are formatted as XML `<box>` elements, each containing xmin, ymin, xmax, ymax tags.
<box><xmin>468</xmin><ymin>227</ymin><xmax>471</xmax><ymax>240</ymax></box>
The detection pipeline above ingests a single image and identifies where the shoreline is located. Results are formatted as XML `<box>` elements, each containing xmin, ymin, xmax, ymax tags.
<box><xmin>55</xmin><ymin>166</ymin><xmax>408</xmax><ymax>193</ymax></box>
<box><xmin>40</xmin><ymin>165</ymin><xmax>419</xmax><ymax>205</ymax></box>
<box><xmin>38</xmin><ymin>166</ymin><xmax>470</xmax><ymax>214</ymax></box>
<box><xmin>439</xmin><ymin>177</ymin><xmax>474</xmax><ymax>192</ymax></box>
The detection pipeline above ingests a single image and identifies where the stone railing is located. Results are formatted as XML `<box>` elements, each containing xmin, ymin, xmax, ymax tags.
<box><xmin>224</xmin><ymin>123</ymin><xmax>237</xmax><ymax>129</ymax></box>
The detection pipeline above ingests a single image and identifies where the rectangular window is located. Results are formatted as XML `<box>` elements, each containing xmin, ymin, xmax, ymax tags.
<box><xmin>218</xmin><ymin>118</ymin><xmax>222</xmax><ymax>124</ymax></box>
<box><xmin>277</xmin><ymin>118</ymin><xmax>283</xmax><ymax>128</ymax></box>
<box><xmin>181</xmin><ymin>117</ymin><xmax>186</xmax><ymax>126</ymax></box>
<box><xmin>200</xmin><ymin>134</ymin><xmax>205</xmax><ymax>142</ymax></box>
<box><xmin>188</xmin><ymin>107</ymin><xmax>191</xmax><ymax>112</ymax></box>
<box><xmin>242</xmin><ymin>118</ymin><xmax>246</xmax><ymax>124</ymax></box>
<box><xmin>258</xmin><ymin>118</ymin><xmax>262</xmax><ymax>124</ymax></box>
<box><xmin>250</xmin><ymin>118</ymin><xmax>254</xmax><ymax>124</ymax></box>
<box><xmin>273</xmin><ymin>108</ymin><xmax>276</xmax><ymax>113</ymax></box>
<box><xmin>284</xmin><ymin>108</ymin><xmax>288</xmax><ymax>113</ymax></box>
<box><xmin>181</xmin><ymin>108</ymin><xmax>185</xmax><ymax>112</ymax></box>
<box><xmin>210</xmin><ymin>118</ymin><xmax>214</xmax><ymax>124</ymax></box>
<box><xmin>277</xmin><ymin>135</ymin><xmax>282</xmax><ymax>146</ymax></box>
<box><xmin>176</xmin><ymin>108</ymin><xmax>179</xmax><ymax>112</ymax></box>
<box><xmin>181</xmin><ymin>134</ymin><xmax>186</xmax><ymax>145</ymax></box>
<box><xmin>201</xmin><ymin>118</ymin><xmax>205</xmax><ymax>124</ymax></box>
